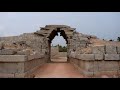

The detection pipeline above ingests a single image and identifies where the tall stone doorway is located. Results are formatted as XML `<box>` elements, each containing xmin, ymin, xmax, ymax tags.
<box><xmin>47</xmin><ymin>28</ymin><xmax>68</xmax><ymax>63</ymax></box>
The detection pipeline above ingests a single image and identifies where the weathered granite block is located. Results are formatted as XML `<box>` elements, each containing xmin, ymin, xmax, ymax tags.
<box><xmin>81</xmin><ymin>47</ymin><xmax>92</xmax><ymax>54</ymax></box>
<box><xmin>0</xmin><ymin>55</ymin><xmax>27</xmax><ymax>62</ymax></box>
<box><xmin>17</xmin><ymin>63</ymin><xmax>24</xmax><ymax>73</ymax></box>
<box><xmin>98</xmin><ymin>61</ymin><xmax>119</xmax><ymax>71</ymax></box>
<box><xmin>105</xmin><ymin>54</ymin><xmax>119</xmax><ymax>60</ymax></box>
<box><xmin>0</xmin><ymin>63</ymin><xmax>18</xmax><ymax>73</ymax></box>
<box><xmin>81</xmin><ymin>61</ymin><xmax>99</xmax><ymax>72</ymax></box>
<box><xmin>105</xmin><ymin>45</ymin><xmax>117</xmax><ymax>54</ymax></box>
<box><xmin>24</xmin><ymin>58</ymin><xmax>44</xmax><ymax>72</ymax></box>
<box><xmin>0</xmin><ymin>49</ymin><xmax>17</xmax><ymax>55</ymax></box>
<box><xmin>95</xmin><ymin>54</ymin><xmax>104</xmax><ymax>60</ymax></box>
<box><xmin>82</xmin><ymin>70</ymin><xmax>94</xmax><ymax>77</ymax></box>
<box><xmin>92</xmin><ymin>45</ymin><xmax>105</xmax><ymax>54</ymax></box>
<box><xmin>78</xmin><ymin>54</ymin><xmax>95</xmax><ymax>60</ymax></box>
<box><xmin>16</xmin><ymin>50</ymin><xmax>30</xmax><ymax>55</ymax></box>
<box><xmin>27</xmin><ymin>54</ymin><xmax>43</xmax><ymax>60</ymax></box>
<box><xmin>0</xmin><ymin>73</ymin><xmax>14</xmax><ymax>78</ymax></box>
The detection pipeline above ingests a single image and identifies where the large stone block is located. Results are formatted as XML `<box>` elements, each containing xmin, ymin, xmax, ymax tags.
<box><xmin>81</xmin><ymin>61</ymin><xmax>99</xmax><ymax>72</ymax></box>
<box><xmin>24</xmin><ymin>58</ymin><xmax>43</xmax><ymax>72</ymax></box>
<box><xmin>0</xmin><ymin>49</ymin><xmax>17</xmax><ymax>55</ymax></box>
<box><xmin>105</xmin><ymin>45</ymin><xmax>117</xmax><ymax>54</ymax></box>
<box><xmin>0</xmin><ymin>55</ymin><xmax>27</xmax><ymax>62</ymax></box>
<box><xmin>16</xmin><ymin>50</ymin><xmax>30</xmax><ymax>55</ymax></box>
<box><xmin>17</xmin><ymin>63</ymin><xmax>24</xmax><ymax>73</ymax></box>
<box><xmin>28</xmin><ymin>54</ymin><xmax>43</xmax><ymax>60</ymax></box>
<box><xmin>98</xmin><ymin>61</ymin><xmax>119</xmax><ymax>71</ymax></box>
<box><xmin>0</xmin><ymin>63</ymin><xmax>18</xmax><ymax>73</ymax></box>
<box><xmin>81</xmin><ymin>70</ymin><xmax>94</xmax><ymax>77</ymax></box>
<box><xmin>78</xmin><ymin>54</ymin><xmax>95</xmax><ymax>60</ymax></box>
<box><xmin>105</xmin><ymin>54</ymin><xmax>119</xmax><ymax>60</ymax></box>
<box><xmin>95</xmin><ymin>54</ymin><xmax>104</xmax><ymax>60</ymax></box>
<box><xmin>81</xmin><ymin>47</ymin><xmax>92</xmax><ymax>54</ymax></box>
<box><xmin>92</xmin><ymin>45</ymin><xmax>105</xmax><ymax>54</ymax></box>
<box><xmin>0</xmin><ymin>73</ymin><xmax>14</xmax><ymax>78</ymax></box>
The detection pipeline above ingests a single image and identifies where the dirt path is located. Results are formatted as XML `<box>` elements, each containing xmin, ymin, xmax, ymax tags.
<box><xmin>34</xmin><ymin>62</ymin><xmax>84</xmax><ymax>78</ymax></box>
<box><xmin>34</xmin><ymin>57</ymin><xmax>84</xmax><ymax>78</ymax></box>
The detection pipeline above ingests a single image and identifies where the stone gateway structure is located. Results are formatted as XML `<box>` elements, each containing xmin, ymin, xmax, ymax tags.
<box><xmin>0</xmin><ymin>25</ymin><xmax>120</xmax><ymax>78</ymax></box>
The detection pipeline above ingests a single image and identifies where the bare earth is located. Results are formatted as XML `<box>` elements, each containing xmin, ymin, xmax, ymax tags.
<box><xmin>34</xmin><ymin>57</ymin><xmax>109</xmax><ymax>78</ymax></box>
<box><xmin>34</xmin><ymin>57</ymin><xmax>84</xmax><ymax>78</ymax></box>
<box><xmin>34</xmin><ymin>63</ymin><xmax>84</xmax><ymax>78</ymax></box>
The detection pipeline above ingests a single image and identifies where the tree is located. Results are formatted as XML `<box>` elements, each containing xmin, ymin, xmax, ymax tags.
<box><xmin>58</xmin><ymin>45</ymin><xmax>67</xmax><ymax>52</ymax></box>
<box><xmin>117</xmin><ymin>37</ymin><xmax>120</xmax><ymax>42</ymax></box>
<box><xmin>109</xmin><ymin>39</ymin><xmax>114</xmax><ymax>41</ymax></box>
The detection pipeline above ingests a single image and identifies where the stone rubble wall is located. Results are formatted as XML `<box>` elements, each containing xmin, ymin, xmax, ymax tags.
<box><xmin>0</xmin><ymin>25</ymin><xmax>120</xmax><ymax>78</ymax></box>
<box><xmin>69</xmin><ymin>32</ymin><xmax>120</xmax><ymax>77</ymax></box>
<box><xmin>0</xmin><ymin>54</ymin><xmax>47</xmax><ymax>78</ymax></box>
<box><xmin>0</xmin><ymin>33</ymin><xmax>49</xmax><ymax>78</ymax></box>
<box><xmin>0</xmin><ymin>33</ymin><xmax>49</xmax><ymax>56</ymax></box>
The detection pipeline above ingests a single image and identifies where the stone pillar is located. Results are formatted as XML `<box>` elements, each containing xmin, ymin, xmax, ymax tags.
<box><xmin>47</xmin><ymin>40</ymin><xmax>51</xmax><ymax>63</ymax></box>
<box><xmin>67</xmin><ymin>36</ymin><xmax>73</xmax><ymax>62</ymax></box>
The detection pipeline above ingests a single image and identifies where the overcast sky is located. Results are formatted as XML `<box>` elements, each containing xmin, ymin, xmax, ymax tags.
<box><xmin>0</xmin><ymin>12</ymin><xmax>120</xmax><ymax>46</ymax></box>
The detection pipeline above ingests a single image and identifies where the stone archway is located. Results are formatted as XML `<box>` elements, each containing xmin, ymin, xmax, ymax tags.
<box><xmin>34</xmin><ymin>25</ymin><xmax>76</xmax><ymax>62</ymax></box>
<box><xmin>0</xmin><ymin>24</ymin><xmax>120</xmax><ymax>78</ymax></box>
<box><xmin>47</xmin><ymin>28</ymin><xmax>68</xmax><ymax>62</ymax></box>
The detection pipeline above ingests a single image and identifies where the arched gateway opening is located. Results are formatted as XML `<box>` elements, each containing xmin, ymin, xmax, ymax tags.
<box><xmin>48</xmin><ymin>28</ymin><xmax>68</xmax><ymax>62</ymax></box>
<box><xmin>35</xmin><ymin>25</ymin><xmax>75</xmax><ymax>63</ymax></box>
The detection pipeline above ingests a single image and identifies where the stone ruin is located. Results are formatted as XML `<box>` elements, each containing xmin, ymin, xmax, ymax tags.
<box><xmin>0</xmin><ymin>25</ymin><xmax>120</xmax><ymax>78</ymax></box>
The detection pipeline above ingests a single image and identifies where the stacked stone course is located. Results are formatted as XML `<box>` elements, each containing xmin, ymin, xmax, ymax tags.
<box><xmin>0</xmin><ymin>25</ymin><xmax>120</xmax><ymax>78</ymax></box>
<box><xmin>70</xmin><ymin>32</ymin><xmax>120</xmax><ymax>77</ymax></box>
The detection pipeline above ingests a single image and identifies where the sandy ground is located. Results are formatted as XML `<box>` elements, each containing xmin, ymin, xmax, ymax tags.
<box><xmin>34</xmin><ymin>57</ymin><xmax>84</xmax><ymax>78</ymax></box>
<box><xmin>34</xmin><ymin>57</ymin><xmax>110</xmax><ymax>78</ymax></box>
<box><xmin>34</xmin><ymin>63</ymin><xmax>84</xmax><ymax>78</ymax></box>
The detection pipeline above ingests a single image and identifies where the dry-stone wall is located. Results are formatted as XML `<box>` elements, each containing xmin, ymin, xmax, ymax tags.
<box><xmin>69</xmin><ymin>31</ymin><xmax>120</xmax><ymax>78</ymax></box>
<box><xmin>0</xmin><ymin>25</ymin><xmax>120</xmax><ymax>78</ymax></box>
<box><xmin>0</xmin><ymin>33</ymin><xmax>48</xmax><ymax>78</ymax></box>
<box><xmin>0</xmin><ymin>33</ymin><xmax>49</xmax><ymax>56</ymax></box>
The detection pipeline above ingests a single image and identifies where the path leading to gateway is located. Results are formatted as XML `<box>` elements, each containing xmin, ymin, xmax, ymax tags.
<box><xmin>34</xmin><ymin>63</ymin><xmax>84</xmax><ymax>78</ymax></box>
<box><xmin>34</xmin><ymin>57</ymin><xmax>109</xmax><ymax>78</ymax></box>
<box><xmin>34</xmin><ymin>57</ymin><xmax>84</xmax><ymax>78</ymax></box>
